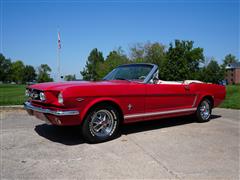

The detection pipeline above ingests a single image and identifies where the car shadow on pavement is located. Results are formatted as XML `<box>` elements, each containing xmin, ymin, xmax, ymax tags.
<box><xmin>34</xmin><ymin>114</ymin><xmax>221</xmax><ymax>145</ymax></box>
<box><xmin>35</xmin><ymin>124</ymin><xmax>85</xmax><ymax>145</ymax></box>
<box><xmin>121</xmin><ymin>114</ymin><xmax>221</xmax><ymax>135</ymax></box>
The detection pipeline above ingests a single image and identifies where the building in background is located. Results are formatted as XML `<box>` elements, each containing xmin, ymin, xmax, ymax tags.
<box><xmin>225</xmin><ymin>62</ymin><xmax>240</xmax><ymax>85</ymax></box>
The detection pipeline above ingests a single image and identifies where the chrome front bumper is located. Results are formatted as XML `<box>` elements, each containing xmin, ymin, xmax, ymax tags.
<box><xmin>24</xmin><ymin>102</ymin><xmax>79</xmax><ymax>116</ymax></box>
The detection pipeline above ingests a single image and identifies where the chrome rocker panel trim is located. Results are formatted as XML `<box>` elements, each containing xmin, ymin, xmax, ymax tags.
<box><xmin>24</xmin><ymin>102</ymin><xmax>79</xmax><ymax>116</ymax></box>
<box><xmin>124</xmin><ymin>107</ymin><xmax>197</xmax><ymax>119</ymax></box>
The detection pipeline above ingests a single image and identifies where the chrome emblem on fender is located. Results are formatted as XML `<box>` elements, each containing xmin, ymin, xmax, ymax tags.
<box><xmin>128</xmin><ymin>104</ymin><xmax>133</xmax><ymax>111</ymax></box>
<box><xmin>76</xmin><ymin>98</ymin><xmax>84</xmax><ymax>102</ymax></box>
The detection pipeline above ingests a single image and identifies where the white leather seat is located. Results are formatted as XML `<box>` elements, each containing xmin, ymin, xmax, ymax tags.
<box><xmin>183</xmin><ymin>80</ymin><xmax>203</xmax><ymax>85</ymax></box>
<box><xmin>156</xmin><ymin>80</ymin><xmax>182</xmax><ymax>85</ymax></box>
<box><xmin>155</xmin><ymin>80</ymin><xmax>203</xmax><ymax>85</ymax></box>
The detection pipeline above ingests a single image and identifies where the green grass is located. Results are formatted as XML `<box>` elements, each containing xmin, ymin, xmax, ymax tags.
<box><xmin>220</xmin><ymin>84</ymin><xmax>240</xmax><ymax>109</ymax></box>
<box><xmin>0</xmin><ymin>84</ymin><xmax>240</xmax><ymax>109</ymax></box>
<box><xmin>0</xmin><ymin>84</ymin><xmax>27</xmax><ymax>106</ymax></box>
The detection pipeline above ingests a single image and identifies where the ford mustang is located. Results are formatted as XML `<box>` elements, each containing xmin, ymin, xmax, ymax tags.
<box><xmin>24</xmin><ymin>63</ymin><xmax>226</xmax><ymax>143</ymax></box>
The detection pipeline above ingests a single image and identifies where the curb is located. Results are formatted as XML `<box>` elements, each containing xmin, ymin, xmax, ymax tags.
<box><xmin>0</xmin><ymin>105</ymin><xmax>24</xmax><ymax>110</ymax></box>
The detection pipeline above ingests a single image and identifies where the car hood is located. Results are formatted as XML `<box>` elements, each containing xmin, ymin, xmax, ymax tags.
<box><xmin>28</xmin><ymin>80</ymin><xmax>133</xmax><ymax>91</ymax></box>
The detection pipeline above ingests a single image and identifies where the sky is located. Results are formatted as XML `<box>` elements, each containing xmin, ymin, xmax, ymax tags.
<box><xmin>0</xmin><ymin>0</ymin><xmax>239</xmax><ymax>79</ymax></box>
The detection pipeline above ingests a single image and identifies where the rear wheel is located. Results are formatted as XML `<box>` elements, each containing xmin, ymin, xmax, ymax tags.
<box><xmin>81</xmin><ymin>104</ymin><xmax>120</xmax><ymax>143</ymax></box>
<box><xmin>196</xmin><ymin>99</ymin><xmax>212</xmax><ymax>122</ymax></box>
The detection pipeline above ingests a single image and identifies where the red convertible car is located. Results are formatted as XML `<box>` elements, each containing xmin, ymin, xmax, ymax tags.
<box><xmin>24</xmin><ymin>63</ymin><xmax>226</xmax><ymax>143</ymax></box>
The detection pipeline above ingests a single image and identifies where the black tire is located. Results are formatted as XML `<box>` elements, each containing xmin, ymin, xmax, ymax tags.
<box><xmin>196</xmin><ymin>99</ymin><xmax>212</xmax><ymax>123</ymax></box>
<box><xmin>81</xmin><ymin>104</ymin><xmax>120</xmax><ymax>143</ymax></box>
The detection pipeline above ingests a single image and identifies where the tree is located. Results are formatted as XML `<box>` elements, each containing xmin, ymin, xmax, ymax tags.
<box><xmin>130</xmin><ymin>42</ymin><xmax>166</xmax><ymax>78</ymax></box>
<box><xmin>64</xmin><ymin>74</ymin><xmax>76</xmax><ymax>81</ymax></box>
<box><xmin>98</xmin><ymin>48</ymin><xmax>130</xmax><ymax>78</ymax></box>
<box><xmin>222</xmin><ymin>54</ymin><xmax>239</xmax><ymax>67</ymax></box>
<box><xmin>198</xmin><ymin>59</ymin><xmax>223</xmax><ymax>84</ymax></box>
<box><xmin>161</xmin><ymin>40</ymin><xmax>204</xmax><ymax>80</ymax></box>
<box><xmin>130</xmin><ymin>43</ymin><xmax>146</xmax><ymax>62</ymax></box>
<box><xmin>23</xmin><ymin>65</ymin><xmax>36</xmax><ymax>83</ymax></box>
<box><xmin>144</xmin><ymin>42</ymin><xmax>166</xmax><ymax>74</ymax></box>
<box><xmin>11</xmin><ymin>60</ymin><xmax>25</xmax><ymax>84</ymax></box>
<box><xmin>0</xmin><ymin>54</ymin><xmax>12</xmax><ymax>82</ymax></box>
<box><xmin>80</xmin><ymin>48</ymin><xmax>104</xmax><ymax>81</ymax></box>
<box><xmin>37</xmin><ymin>64</ymin><xmax>53</xmax><ymax>83</ymax></box>
<box><xmin>130</xmin><ymin>42</ymin><xmax>166</xmax><ymax>65</ymax></box>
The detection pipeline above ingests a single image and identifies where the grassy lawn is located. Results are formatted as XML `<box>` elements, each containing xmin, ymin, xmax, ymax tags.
<box><xmin>0</xmin><ymin>84</ymin><xmax>27</xmax><ymax>106</ymax></box>
<box><xmin>219</xmin><ymin>84</ymin><xmax>240</xmax><ymax>109</ymax></box>
<box><xmin>0</xmin><ymin>84</ymin><xmax>239</xmax><ymax>109</ymax></box>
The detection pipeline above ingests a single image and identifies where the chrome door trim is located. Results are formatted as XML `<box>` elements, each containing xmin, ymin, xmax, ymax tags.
<box><xmin>124</xmin><ymin>107</ymin><xmax>197</xmax><ymax>119</ymax></box>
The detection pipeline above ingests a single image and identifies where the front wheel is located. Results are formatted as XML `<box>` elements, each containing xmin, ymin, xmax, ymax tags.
<box><xmin>196</xmin><ymin>99</ymin><xmax>212</xmax><ymax>122</ymax></box>
<box><xmin>81</xmin><ymin>104</ymin><xmax>120</xmax><ymax>143</ymax></box>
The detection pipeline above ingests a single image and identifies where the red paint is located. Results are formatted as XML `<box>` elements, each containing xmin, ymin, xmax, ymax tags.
<box><xmin>27</xmin><ymin>80</ymin><xmax>226</xmax><ymax>126</ymax></box>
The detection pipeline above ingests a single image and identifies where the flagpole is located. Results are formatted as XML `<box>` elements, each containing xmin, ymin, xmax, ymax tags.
<box><xmin>57</xmin><ymin>45</ymin><xmax>60</xmax><ymax>82</ymax></box>
<box><xmin>57</xmin><ymin>30</ymin><xmax>61</xmax><ymax>82</ymax></box>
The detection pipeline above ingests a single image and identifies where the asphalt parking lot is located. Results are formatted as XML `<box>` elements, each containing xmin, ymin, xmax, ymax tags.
<box><xmin>1</xmin><ymin>108</ymin><xmax>239</xmax><ymax>179</ymax></box>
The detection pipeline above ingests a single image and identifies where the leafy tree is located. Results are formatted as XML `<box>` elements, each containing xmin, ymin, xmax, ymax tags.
<box><xmin>130</xmin><ymin>42</ymin><xmax>166</xmax><ymax>66</ymax></box>
<box><xmin>0</xmin><ymin>54</ymin><xmax>12</xmax><ymax>82</ymax></box>
<box><xmin>80</xmin><ymin>48</ymin><xmax>104</xmax><ymax>81</ymax></box>
<box><xmin>198</xmin><ymin>59</ymin><xmax>223</xmax><ymax>84</ymax></box>
<box><xmin>23</xmin><ymin>65</ymin><xmax>36</xmax><ymax>83</ymax></box>
<box><xmin>130</xmin><ymin>43</ymin><xmax>146</xmax><ymax>62</ymax></box>
<box><xmin>37</xmin><ymin>64</ymin><xmax>53</xmax><ymax>83</ymax></box>
<box><xmin>11</xmin><ymin>60</ymin><xmax>25</xmax><ymax>84</ymax></box>
<box><xmin>144</xmin><ymin>42</ymin><xmax>166</xmax><ymax>75</ymax></box>
<box><xmin>161</xmin><ymin>40</ymin><xmax>204</xmax><ymax>80</ymax></box>
<box><xmin>64</xmin><ymin>74</ymin><xmax>76</xmax><ymax>81</ymax></box>
<box><xmin>98</xmin><ymin>48</ymin><xmax>129</xmax><ymax>78</ymax></box>
<box><xmin>222</xmin><ymin>54</ymin><xmax>239</xmax><ymax>67</ymax></box>
<box><xmin>130</xmin><ymin>42</ymin><xmax>166</xmax><ymax>78</ymax></box>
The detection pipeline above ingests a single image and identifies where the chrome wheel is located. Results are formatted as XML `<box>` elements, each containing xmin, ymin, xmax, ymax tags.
<box><xmin>89</xmin><ymin>109</ymin><xmax>115</xmax><ymax>137</ymax></box>
<box><xmin>82</xmin><ymin>104</ymin><xmax>120</xmax><ymax>143</ymax></box>
<box><xmin>199</xmin><ymin>100</ymin><xmax>211</xmax><ymax>120</ymax></box>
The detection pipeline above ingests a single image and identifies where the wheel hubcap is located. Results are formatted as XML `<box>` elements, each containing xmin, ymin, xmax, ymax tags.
<box><xmin>199</xmin><ymin>101</ymin><xmax>211</xmax><ymax>120</ymax></box>
<box><xmin>90</xmin><ymin>110</ymin><xmax>114</xmax><ymax>137</ymax></box>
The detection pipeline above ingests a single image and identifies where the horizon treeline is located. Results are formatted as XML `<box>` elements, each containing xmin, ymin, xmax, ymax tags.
<box><xmin>1</xmin><ymin>39</ymin><xmax>239</xmax><ymax>84</ymax></box>
<box><xmin>81</xmin><ymin>40</ymin><xmax>239</xmax><ymax>84</ymax></box>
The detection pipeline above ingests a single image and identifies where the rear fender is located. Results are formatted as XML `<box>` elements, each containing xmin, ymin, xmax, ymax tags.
<box><xmin>196</xmin><ymin>94</ymin><xmax>214</xmax><ymax>107</ymax></box>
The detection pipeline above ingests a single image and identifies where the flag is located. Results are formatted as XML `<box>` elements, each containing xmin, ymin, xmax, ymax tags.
<box><xmin>58</xmin><ymin>32</ymin><xmax>61</xmax><ymax>49</ymax></box>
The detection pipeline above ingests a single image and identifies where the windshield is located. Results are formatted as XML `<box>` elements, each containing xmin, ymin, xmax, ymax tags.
<box><xmin>103</xmin><ymin>64</ymin><xmax>154</xmax><ymax>82</ymax></box>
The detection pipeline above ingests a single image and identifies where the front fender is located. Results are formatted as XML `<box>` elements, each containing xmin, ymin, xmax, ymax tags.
<box><xmin>79</xmin><ymin>97</ymin><xmax>122</xmax><ymax>122</ymax></box>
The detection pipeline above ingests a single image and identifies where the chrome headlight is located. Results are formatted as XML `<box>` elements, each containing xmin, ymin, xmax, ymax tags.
<box><xmin>39</xmin><ymin>92</ymin><xmax>46</xmax><ymax>101</ymax></box>
<box><xmin>58</xmin><ymin>93</ymin><xmax>64</xmax><ymax>104</ymax></box>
